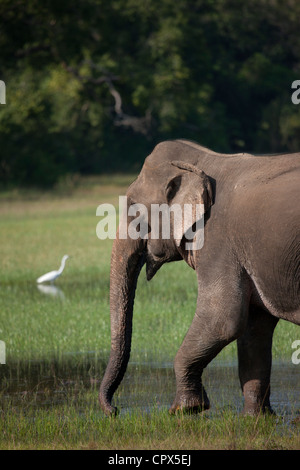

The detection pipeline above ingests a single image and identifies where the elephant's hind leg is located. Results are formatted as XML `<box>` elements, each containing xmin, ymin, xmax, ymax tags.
<box><xmin>237</xmin><ymin>305</ymin><xmax>278</xmax><ymax>415</ymax></box>
<box><xmin>169</xmin><ymin>280</ymin><xmax>249</xmax><ymax>415</ymax></box>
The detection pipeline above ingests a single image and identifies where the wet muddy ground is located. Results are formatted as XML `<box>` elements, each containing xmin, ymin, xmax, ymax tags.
<box><xmin>119</xmin><ymin>360</ymin><xmax>299</xmax><ymax>418</ymax></box>
<box><xmin>0</xmin><ymin>355</ymin><xmax>299</xmax><ymax>420</ymax></box>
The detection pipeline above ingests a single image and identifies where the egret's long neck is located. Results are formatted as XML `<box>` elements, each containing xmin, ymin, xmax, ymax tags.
<box><xmin>58</xmin><ymin>258</ymin><xmax>66</xmax><ymax>273</ymax></box>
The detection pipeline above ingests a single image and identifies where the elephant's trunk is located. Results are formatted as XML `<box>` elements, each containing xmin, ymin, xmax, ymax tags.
<box><xmin>99</xmin><ymin>233</ymin><xmax>145</xmax><ymax>415</ymax></box>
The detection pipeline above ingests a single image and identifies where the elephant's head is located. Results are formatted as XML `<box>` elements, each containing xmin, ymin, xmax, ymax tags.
<box><xmin>99</xmin><ymin>143</ymin><xmax>213</xmax><ymax>415</ymax></box>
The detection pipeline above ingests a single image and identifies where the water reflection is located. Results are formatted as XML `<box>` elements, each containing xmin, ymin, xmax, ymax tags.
<box><xmin>118</xmin><ymin>360</ymin><xmax>300</xmax><ymax>419</ymax></box>
<box><xmin>37</xmin><ymin>284</ymin><xmax>65</xmax><ymax>300</ymax></box>
<box><xmin>0</xmin><ymin>354</ymin><xmax>299</xmax><ymax>422</ymax></box>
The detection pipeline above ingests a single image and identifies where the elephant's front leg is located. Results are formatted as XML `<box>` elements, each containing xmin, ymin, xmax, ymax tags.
<box><xmin>169</xmin><ymin>313</ymin><xmax>226</xmax><ymax>413</ymax></box>
<box><xmin>169</xmin><ymin>280</ymin><xmax>248</xmax><ymax>414</ymax></box>
<box><xmin>237</xmin><ymin>305</ymin><xmax>278</xmax><ymax>415</ymax></box>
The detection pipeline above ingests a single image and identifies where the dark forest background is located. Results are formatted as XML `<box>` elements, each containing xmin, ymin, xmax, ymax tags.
<box><xmin>1</xmin><ymin>0</ymin><xmax>300</xmax><ymax>188</ymax></box>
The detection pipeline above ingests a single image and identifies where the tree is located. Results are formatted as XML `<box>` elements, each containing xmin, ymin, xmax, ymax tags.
<box><xmin>0</xmin><ymin>0</ymin><xmax>299</xmax><ymax>187</ymax></box>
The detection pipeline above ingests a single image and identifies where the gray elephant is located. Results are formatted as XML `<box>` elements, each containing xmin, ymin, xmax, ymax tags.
<box><xmin>99</xmin><ymin>139</ymin><xmax>300</xmax><ymax>416</ymax></box>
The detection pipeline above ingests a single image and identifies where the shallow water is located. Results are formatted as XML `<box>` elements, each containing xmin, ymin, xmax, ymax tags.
<box><xmin>118</xmin><ymin>360</ymin><xmax>299</xmax><ymax>418</ymax></box>
<box><xmin>0</xmin><ymin>354</ymin><xmax>299</xmax><ymax>420</ymax></box>
<box><xmin>1</xmin><ymin>279</ymin><xmax>299</xmax><ymax>420</ymax></box>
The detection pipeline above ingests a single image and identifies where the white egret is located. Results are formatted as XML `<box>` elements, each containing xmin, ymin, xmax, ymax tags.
<box><xmin>36</xmin><ymin>255</ymin><xmax>70</xmax><ymax>284</ymax></box>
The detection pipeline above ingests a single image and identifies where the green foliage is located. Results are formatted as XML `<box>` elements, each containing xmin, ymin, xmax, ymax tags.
<box><xmin>1</xmin><ymin>0</ymin><xmax>300</xmax><ymax>187</ymax></box>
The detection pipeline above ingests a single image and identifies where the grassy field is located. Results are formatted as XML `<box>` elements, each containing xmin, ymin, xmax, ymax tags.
<box><xmin>1</xmin><ymin>403</ymin><xmax>299</xmax><ymax>450</ymax></box>
<box><xmin>0</xmin><ymin>175</ymin><xmax>299</xmax><ymax>450</ymax></box>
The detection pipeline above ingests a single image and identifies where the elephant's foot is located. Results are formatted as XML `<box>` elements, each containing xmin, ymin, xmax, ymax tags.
<box><xmin>241</xmin><ymin>381</ymin><xmax>276</xmax><ymax>416</ymax></box>
<box><xmin>242</xmin><ymin>403</ymin><xmax>276</xmax><ymax>416</ymax></box>
<box><xmin>169</xmin><ymin>390</ymin><xmax>210</xmax><ymax>415</ymax></box>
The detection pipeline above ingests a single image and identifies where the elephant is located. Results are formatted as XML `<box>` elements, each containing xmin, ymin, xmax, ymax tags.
<box><xmin>99</xmin><ymin>139</ymin><xmax>300</xmax><ymax>416</ymax></box>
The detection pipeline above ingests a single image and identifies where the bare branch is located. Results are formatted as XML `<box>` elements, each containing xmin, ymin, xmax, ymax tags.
<box><xmin>107</xmin><ymin>81</ymin><xmax>123</xmax><ymax>116</ymax></box>
<box><xmin>61</xmin><ymin>60</ymin><xmax>152</xmax><ymax>136</ymax></box>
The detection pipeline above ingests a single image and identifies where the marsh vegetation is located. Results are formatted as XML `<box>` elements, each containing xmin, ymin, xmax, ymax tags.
<box><xmin>0</xmin><ymin>177</ymin><xmax>299</xmax><ymax>449</ymax></box>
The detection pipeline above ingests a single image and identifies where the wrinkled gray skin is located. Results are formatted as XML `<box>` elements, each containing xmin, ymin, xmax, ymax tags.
<box><xmin>99</xmin><ymin>139</ymin><xmax>300</xmax><ymax>416</ymax></box>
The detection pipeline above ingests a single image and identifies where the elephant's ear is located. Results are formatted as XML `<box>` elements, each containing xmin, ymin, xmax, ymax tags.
<box><xmin>170</xmin><ymin>161</ymin><xmax>213</xmax><ymax>209</ymax></box>
<box><xmin>165</xmin><ymin>161</ymin><xmax>213</xmax><ymax>247</ymax></box>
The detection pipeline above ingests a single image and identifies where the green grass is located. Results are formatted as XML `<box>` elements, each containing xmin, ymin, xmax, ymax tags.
<box><xmin>0</xmin><ymin>403</ymin><xmax>299</xmax><ymax>450</ymax></box>
<box><xmin>0</xmin><ymin>175</ymin><xmax>298</xmax><ymax>361</ymax></box>
<box><xmin>0</xmin><ymin>175</ymin><xmax>299</xmax><ymax>450</ymax></box>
